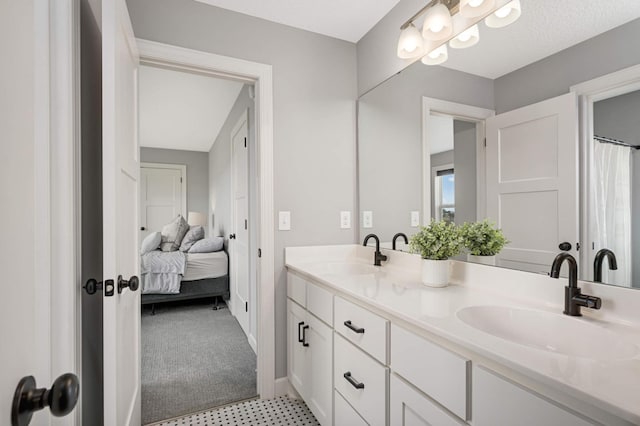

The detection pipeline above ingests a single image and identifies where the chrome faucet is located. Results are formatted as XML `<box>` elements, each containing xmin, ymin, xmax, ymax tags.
<box><xmin>392</xmin><ymin>232</ymin><xmax>408</xmax><ymax>250</ymax></box>
<box><xmin>363</xmin><ymin>234</ymin><xmax>388</xmax><ymax>266</ymax></box>
<box><xmin>593</xmin><ymin>248</ymin><xmax>618</xmax><ymax>283</ymax></box>
<box><xmin>550</xmin><ymin>252</ymin><xmax>602</xmax><ymax>316</ymax></box>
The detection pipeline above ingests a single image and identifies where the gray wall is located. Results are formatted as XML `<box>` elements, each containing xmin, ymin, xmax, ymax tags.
<box><xmin>594</xmin><ymin>91</ymin><xmax>640</xmax><ymax>287</ymax></box>
<box><xmin>453</xmin><ymin>120</ymin><xmax>477</xmax><ymax>226</ymax></box>
<box><xmin>140</xmin><ymin>147</ymin><xmax>209</xmax><ymax>219</ymax></box>
<box><xmin>128</xmin><ymin>0</ymin><xmax>358</xmax><ymax>379</ymax></box>
<box><xmin>358</xmin><ymin>61</ymin><xmax>493</xmax><ymax>242</ymax></box>
<box><xmin>494</xmin><ymin>18</ymin><xmax>640</xmax><ymax>114</ymax></box>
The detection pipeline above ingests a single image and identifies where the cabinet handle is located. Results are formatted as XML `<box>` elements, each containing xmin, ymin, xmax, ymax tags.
<box><xmin>344</xmin><ymin>320</ymin><xmax>365</xmax><ymax>334</ymax></box>
<box><xmin>297</xmin><ymin>321</ymin><xmax>304</xmax><ymax>343</ymax></box>
<box><xmin>343</xmin><ymin>372</ymin><xmax>365</xmax><ymax>389</ymax></box>
<box><xmin>302</xmin><ymin>325</ymin><xmax>309</xmax><ymax>347</ymax></box>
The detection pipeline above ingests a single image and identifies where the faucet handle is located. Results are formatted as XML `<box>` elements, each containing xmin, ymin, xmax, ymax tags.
<box><xmin>577</xmin><ymin>294</ymin><xmax>602</xmax><ymax>309</ymax></box>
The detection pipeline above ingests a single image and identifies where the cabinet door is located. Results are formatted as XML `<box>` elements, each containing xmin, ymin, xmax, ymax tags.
<box><xmin>473</xmin><ymin>366</ymin><xmax>595</xmax><ymax>426</ymax></box>
<box><xmin>287</xmin><ymin>299</ymin><xmax>307</xmax><ymax>397</ymax></box>
<box><xmin>390</xmin><ymin>374</ymin><xmax>465</xmax><ymax>426</ymax></box>
<box><xmin>305</xmin><ymin>314</ymin><xmax>333</xmax><ymax>426</ymax></box>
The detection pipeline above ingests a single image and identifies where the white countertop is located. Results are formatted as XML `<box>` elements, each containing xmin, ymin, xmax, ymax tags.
<box><xmin>285</xmin><ymin>245</ymin><xmax>640</xmax><ymax>425</ymax></box>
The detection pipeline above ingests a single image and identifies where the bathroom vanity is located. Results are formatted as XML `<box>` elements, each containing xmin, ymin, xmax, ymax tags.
<box><xmin>285</xmin><ymin>245</ymin><xmax>640</xmax><ymax>426</ymax></box>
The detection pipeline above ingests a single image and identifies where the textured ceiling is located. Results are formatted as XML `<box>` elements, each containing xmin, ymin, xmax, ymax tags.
<box><xmin>193</xmin><ymin>0</ymin><xmax>401</xmax><ymax>43</ymax></box>
<box><xmin>139</xmin><ymin>65</ymin><xmax>244</xmax><ymax>152</ymax></box>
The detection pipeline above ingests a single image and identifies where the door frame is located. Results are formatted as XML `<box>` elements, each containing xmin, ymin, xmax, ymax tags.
<box><xmin>571</xmin><ymin>64</ymin><xmax>640</xmax><ymax>280</ymax></box>
<box><xmin>136</xmin><ymin>39</ymin><xmax>276</xmax><ymax>398</ymax></box>
<box><xmin>140</xmin><ymin>162</ymin><xmax>188</xmax><ymax>219</ymax></box>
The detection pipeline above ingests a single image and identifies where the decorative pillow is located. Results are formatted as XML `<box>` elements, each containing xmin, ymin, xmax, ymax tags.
<box><xmin>140</xmin><ymin>231</ymin><xmax>162</xmax><ymax>254</ymax></box>
<box><xmin>180</xmin><ymin>225</ymin><xmax>205</xmax><ymax>252</ymax></box>
<box><xmin>189</xmin><ymin>237</ymin><xmax>224</xmax><ymax>253</ymax></box>
<box><xmin>160</xmin><ymin>215</ymin><xmax>189</xmax><ymax>252</ymax></box>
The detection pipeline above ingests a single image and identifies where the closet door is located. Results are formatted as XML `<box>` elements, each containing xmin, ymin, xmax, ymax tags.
<box><xmin>486</xmin><ymin>93</ymin><xmax>578</xmax><ymax>274</ymax></box>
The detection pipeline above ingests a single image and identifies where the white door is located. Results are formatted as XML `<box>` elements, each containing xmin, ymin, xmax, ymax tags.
<box><xmin>140</xmin><ymin>164</ymin><xmax>186</xmax><ymax>241</ymax></box>
<box><xmin>486</xmin><ymin>93</ymin><xmax>578</xmax><ymax>274</ymax></box>
<box><xmin>230</xmin><ymin>110</ymin><xmax>250</xmax><ymax>335</ymax></box>
<box><xmin>102</xmin><ymin>0</ymin><xmax>141</xmax><ymax>425</ymax></box>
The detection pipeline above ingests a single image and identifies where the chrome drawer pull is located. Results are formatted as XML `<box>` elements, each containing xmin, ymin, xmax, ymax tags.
<box><xmin>343</xmin><ymin>372</ymin><xmax>365</xmax><ymax>389</ymax></box>
<box><xmin>344</xmin><ymin>320</ymin><xmax>365</xmax><ymax>334</ymax></box>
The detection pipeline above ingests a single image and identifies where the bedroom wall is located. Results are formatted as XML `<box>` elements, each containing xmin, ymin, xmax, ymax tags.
<box><xmin>128</xmin><ymin>0</ymin><xmax>358</xmax><ymax>380</ymax></box>
<box><xmin>140</xmin><ymin>147</ymin><xmax>210</xmax><ymax>218</ymax></box>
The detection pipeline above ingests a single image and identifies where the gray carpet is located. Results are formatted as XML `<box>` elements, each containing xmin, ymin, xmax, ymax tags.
<box><xmin>142</xmin><ymin>300</ymin><xmax>257</xmax><ymax>425</ymax></box>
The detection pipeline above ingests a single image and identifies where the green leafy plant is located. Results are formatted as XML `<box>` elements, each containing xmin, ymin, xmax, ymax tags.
<box><xmin>409</xmin><ymin>220</ymin><xmax>463</xmax><ymax>260</ymax></box>
<box><xmin>461</xmin><ymin>220</ymin><xmax>508</xmax><ymax>256</ymax></box>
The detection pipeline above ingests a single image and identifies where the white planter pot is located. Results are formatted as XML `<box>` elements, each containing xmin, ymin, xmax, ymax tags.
<box><xmin>421</xmin><ymin>259</ymin><xmax>451</xmax><ymax>287</ymax></box>
<box><xmin>467</xmin><ymin>254</ymin><xmax>496</xmax><ymax>266</ymax></box>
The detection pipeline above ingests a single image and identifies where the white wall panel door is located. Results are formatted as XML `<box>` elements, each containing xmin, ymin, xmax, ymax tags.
<box><xmin>230</xmin><ymin>110</ymin><xmax>250</xmax><ymax>336</ymax></box>
<box><xmin>102</xmin><ymin>0</ymin><xmax>141</xmax><ymax>425</ymax></box>
<box><xmin>140</xmin><ymin>164</ymin><xmax>185</xmax><ymax>241</ymax></box>
<box><xmin>486</xmin><ymin>93</ymin><xmax>579</xmax><ymax>274</ymax></box>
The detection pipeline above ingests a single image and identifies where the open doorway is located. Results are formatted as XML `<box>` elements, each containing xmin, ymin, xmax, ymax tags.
<box><xmin>137</xmin><ymin>63</ymin><xmax>259</xmax><ymax>424</ymax></box>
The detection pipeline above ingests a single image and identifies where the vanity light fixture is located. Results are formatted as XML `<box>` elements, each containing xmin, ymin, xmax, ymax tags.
<box><xmin>485</xmin><ymin>0</ymin><xmax>521</xmax><ymax>28</ymax></box>
<box><xmin>396</xmin><ymin>0</ymin><xmax>523</xmax><ymax>65</ymax></box>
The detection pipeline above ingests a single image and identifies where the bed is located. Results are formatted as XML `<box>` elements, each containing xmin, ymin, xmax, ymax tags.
<box><xmin>140</xmin><ymin>250</ymin><xmax>230</xmax><ymax>314</ymax></box>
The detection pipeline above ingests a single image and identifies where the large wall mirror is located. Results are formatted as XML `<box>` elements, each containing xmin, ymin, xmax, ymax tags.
<box><xmin>358</xmin><ymin>5</ymin><xmax>640</xmax><ymax>289</ymax></box>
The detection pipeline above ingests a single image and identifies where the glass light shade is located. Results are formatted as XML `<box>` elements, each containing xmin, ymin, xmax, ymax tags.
<box><xmin>485</xmin><ymin>0</ymin><xmax>521</xmax><ymax>28</ymax></box>
<box><xmin>459</xmin><ymin>0</ymin><xmax>496</xmax><ymax>18</ymax></box>
<box><xmin>449</xmin><ymin>24</ymin><xmax>480</xmax><ymax>49</ymax></box>
<box><xmin>421</xmin><ymin>45</ymin><xmax>448</xmax><ymax>65</ymax></box>
<box><xmin>397</xmin><ymin>23</ymin><xmax>425</xmax><ymax>59</ymax></box>
<box><xmin>422</xmin><ymin>3</ymin><xmax>453</xmax><ymax>40</ymax></box>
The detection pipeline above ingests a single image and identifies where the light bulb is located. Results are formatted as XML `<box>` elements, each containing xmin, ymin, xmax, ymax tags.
<box><xmin>422</xmin><ymin>3</ymin><xmax>453</xmax><ymax>40</ymax></box>
<box><xmin>495</xmin><ymin>5</ymin><xmax>511</xmax><ymax>18</ymax></box>
<box><xmin>469</xmin><ymin>0</ymin><xmax>484</xmax><ymax>7</ymax></box>
<box><xmin>422</xmin><ymin>45</ymin><xmax>448</xmax><ymax>65</ymax></box>
<box><xmin>485</xmin><ymin>0</ymin><xmax>521</xmax><ymax>28</ymax></box>
<box><xmin>396</xmin><ymin>23</ymin><xmax>425</xmax><ymax>59</ymax></box>
<box><xmin>449</xmin><ymin>25</ymin><xmax>479</xmax><ymax>49</ymax></box>
<box><xmin>460</xmin><ymin>0</ymin><xmax>495</xmax><ymax>18</ymax></box>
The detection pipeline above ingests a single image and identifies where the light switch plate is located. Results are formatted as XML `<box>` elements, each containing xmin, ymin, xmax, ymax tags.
<box><xmin>411</xmin><ymin>211</ymin><xmax>420</xmax><ymax>227</ymax></box>
<box><xmin>363</xmin><ymin>211</ymin><xmax>373</xmax><ymax>229</ymax></box>
<box><xmin>340</xmin><ymin>211</ymin><xmax>351</xmax><ymax>229</ymax></box>
<box><xmin>279</xmin><ymin>211</ymin><xmax>291</xmax><ymax>231</ymax></box>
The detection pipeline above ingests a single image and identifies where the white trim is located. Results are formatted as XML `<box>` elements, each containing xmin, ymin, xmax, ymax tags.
<box><xmin>136</xmin><ymin>39</ymin><xmax>276</xmax><ymax>399</ymax></box>
<box><xmin>422</xmin><ymin>97</ymin><xmax>494</xmax><ymax>222</ymax></box>
<box><xmin>274</xmin><ymin>377</ymin><xmax>291</xmax><ymax>398</ymax></box>
<box><xmin>140</xmin><ymin>162</ymin><xmax>188</xmax><ymax>218</ymax></box>
<box><xmin>570</xmin><ymin>64</ymin><xmax>640</xmax><ymax>280</ymax></box>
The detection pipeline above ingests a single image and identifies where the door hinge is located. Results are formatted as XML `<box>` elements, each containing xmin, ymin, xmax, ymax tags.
<box><xmin>484</xmin><ymin>138</ymin><xmax>487</xmax><ymax>147</ymax></box>
<box><xmin>244</xmin><ymin>137</ymin><xmax>247</xmax><ymax>148</ymax></box>
<box><xmin>180</xmin><ymin>177</ymin><xmax>183</xmax><ymax>183</ymax></box>
<box><xmin>244</xmin><ymin>219</ymin><xmax>248</xmax><ymax>230</ymax></box>
<box><xmin>258</xmin><ymin>248</ymin><xmax>262</xmax><ymax>258</ymax></box>
<box><xmin>576</xmin><ymin>242</ymin><xmax>581</xmax><ymax>251</ymax></box>
<box><xmin>245</xmin><ymin>301</ymin><xmax>248</xmax><ymax>312</ymax></box>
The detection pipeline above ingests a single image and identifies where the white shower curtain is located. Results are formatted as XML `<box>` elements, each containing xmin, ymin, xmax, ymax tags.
<box><xmin>591</xmin><ymin>141</ymin><xmax>632</xmax><ymax>286</ymax></box>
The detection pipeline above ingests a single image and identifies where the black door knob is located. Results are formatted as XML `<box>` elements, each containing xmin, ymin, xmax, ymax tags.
<box><xmin>559</xmin><ymin>242</ymin><xmax>572</xmax><ymax>251</ymax></box>
<box><xmin>12</xmin><ymin>373</ymin><xmax>79</xmax><ymax>426</ymax></box>
<box><xmin>118</xmin><ymin>275</ymin><xmax>139</xmax><ymax>294</ymax></box>
<box><xmin>83</xmin><ymin>278</ymin><xmax>102</xmax><ymax>295</ymax></box>
<box><xmin>140</xmin><ymin>226</ymin><xmax>146</xmax><ymax>231</ymax></box>
<box><xmin>229</xmin><ymin>234</ymin><xmax>236</xmax><ymax>239</ymax></box>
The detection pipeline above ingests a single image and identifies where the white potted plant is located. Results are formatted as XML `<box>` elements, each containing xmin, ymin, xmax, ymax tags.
<box><xmin>461</xmin><ymin>220</ymin><xmax>508</xmax><ymax>266</ymax></box>
<box><xmin>409</xmin><ymin>220</ymin><xmax>463</xmax><ymax>287</ymax></box>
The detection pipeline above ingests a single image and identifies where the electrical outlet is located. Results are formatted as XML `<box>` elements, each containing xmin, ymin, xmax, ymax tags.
<box><xmin>363</xmin><ymin>211</ymin><xmax>373</xmax><ymax>228</ymax></box>
<box><xmin>278</xmin><ymin>211</ymin><xmax>291</xmax><ymax>231</ymax></box>
<box><xmin>340</xmin><ymin>211</ymin><xmax>351</xmax><ymax>229</ymax></box>
<box><xmin>411</xmin><ymin>211</ymin><xmax>420</xmax><ymax>227</ymax></box>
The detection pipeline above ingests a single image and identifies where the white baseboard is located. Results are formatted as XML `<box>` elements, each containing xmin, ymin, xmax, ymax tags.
<box><xmin>275</xmin><ymin>377</ymin><xmax>291</xmax><ymax>398</ymax></box>
<box><xmin>248</xmin><ymin>333</ymin><xmax>257</xmax><ymax>354</ymax></box>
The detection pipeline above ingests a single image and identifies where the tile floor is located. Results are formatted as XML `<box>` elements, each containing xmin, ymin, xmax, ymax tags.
<box><xmin>148</xmin><ymin>396</ymin><xmax>320</xmax><ymax>426</ymax></box>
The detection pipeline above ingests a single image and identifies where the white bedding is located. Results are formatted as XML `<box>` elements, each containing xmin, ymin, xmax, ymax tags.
<box><xmin>140</xmin><ymin>251</ymin><xmax>186</xmax><ymax>294</ymax></box>
<box><xmin>182</xmin><ymin>251</ymin><xmax>228</xmax><ymax>282</ymax></box>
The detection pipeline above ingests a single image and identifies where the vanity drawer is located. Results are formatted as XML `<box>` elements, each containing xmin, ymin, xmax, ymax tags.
<box><xmin>335</xmin><ymin>296</ymin><xmax>389</xmax><ymax>363</ymax></box>
<box><xmin>334</xmin><ymin>390</ymin><xmax>368</xmax><ymax>426</ymax></box>
<box><xmin>287</xmin><ymin>272</ymin><xmax>306</xmax><ymax>307</ymax></box>
<box><xmin>306</xmin><ymin>280</ymin><xmax>333</xmax><ymax>326</ymax></box>
<box><xmin>390</xmin><ymin>324</ymin><xmax>469</xmax><ymax>420</ymax></box>
<box><xmin>334</xmin><ymin>334</ymin><xmax>388</xmax><ymax>426</ymax></box>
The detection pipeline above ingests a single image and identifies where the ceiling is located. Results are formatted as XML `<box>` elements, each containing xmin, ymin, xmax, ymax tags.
<box><xmin>193</xmin><ymin>0</ymin><xmax>401</xmax><ymax>43</ymax></box>
<box><xmin>139</xmin><ymin>65</ymin><xmax>244</xmax><ymax>152</ymax></box>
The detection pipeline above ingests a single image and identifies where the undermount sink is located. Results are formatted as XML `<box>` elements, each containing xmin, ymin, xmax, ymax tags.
<box><xmin>321</xmin><ymin>262</ymin><xmax>379</xmax><ymax>276</ymax></box>
<box><xmin>457</xmin><ymin>305</ymin><xmax>638</xmax><ymax>360</ymax></box>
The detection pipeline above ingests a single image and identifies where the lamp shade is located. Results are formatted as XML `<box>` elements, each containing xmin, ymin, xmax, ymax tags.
<box><xmin>187</xmin><ymin>211</ymin><xmax>207</xmax><ymax>227</ymax></box>
<box><xmin>422</xmin><ymin>3</ymin><xmax>453</xmax><ymax>41</ymax></box>
<box><xmin>485</xmin><ymin>0</ymin><xmax>521</xmax><ymax>28</ymax></box>
<box><xmin>397</xmin><ymin>23</ymin><xmax>425</xmax><ymax>59</ymax></box>
<box><xmin>449</xmin><ymin>24</ymin><xmax>480</xmax><ymax>49</ymax></box>
<box><xmin>459</xmin><ymin>0</ymin><xmax>496</xmax><ymax>18</ymax></box>
<box><xmin>421</xmin><ymin>45</ymin><xmax>448</xmax><ymax>66</ymax></box>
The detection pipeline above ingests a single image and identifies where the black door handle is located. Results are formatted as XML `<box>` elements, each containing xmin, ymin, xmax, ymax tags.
<box><xmin>83</xmin><ymin>278</ymin><xmax>102</xmax><ymax>295</ymax></box>
<box><xmin>118</xmin><ymin>275</ymin><xmax>139</xmax><ymax>294</ymax></box>
<box><xmin>229</xmin><ymin>234</ymin><xmax>236</xmax><ymax>239</ymax></box>
<box><xmin>302</xmin><ymin>325</ymin><xmax>309</xmax><ymax>347</ymax></box>
<box><xmin>559</xmin><ymin>242</ymin><xmax>572</xmax><ymax>251</ymax></box>
<box><xmin>297</xmin><ymin>321</ymin><xmax>305</xmax><ymax>343</ymax></box>
<box><xmin>343</xmin><ymin>372</ymin><xmax>365</xmax><ymax>389</ymax></box>
<box><xmin>12</xmin><ymin>373</ymin><xmax>79</xmax><ymax>426</ymax></box>
<box><xmin>344</xmin><ymin>320</ymin><xmax>365</xmax><ymax>334</ymax></box>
